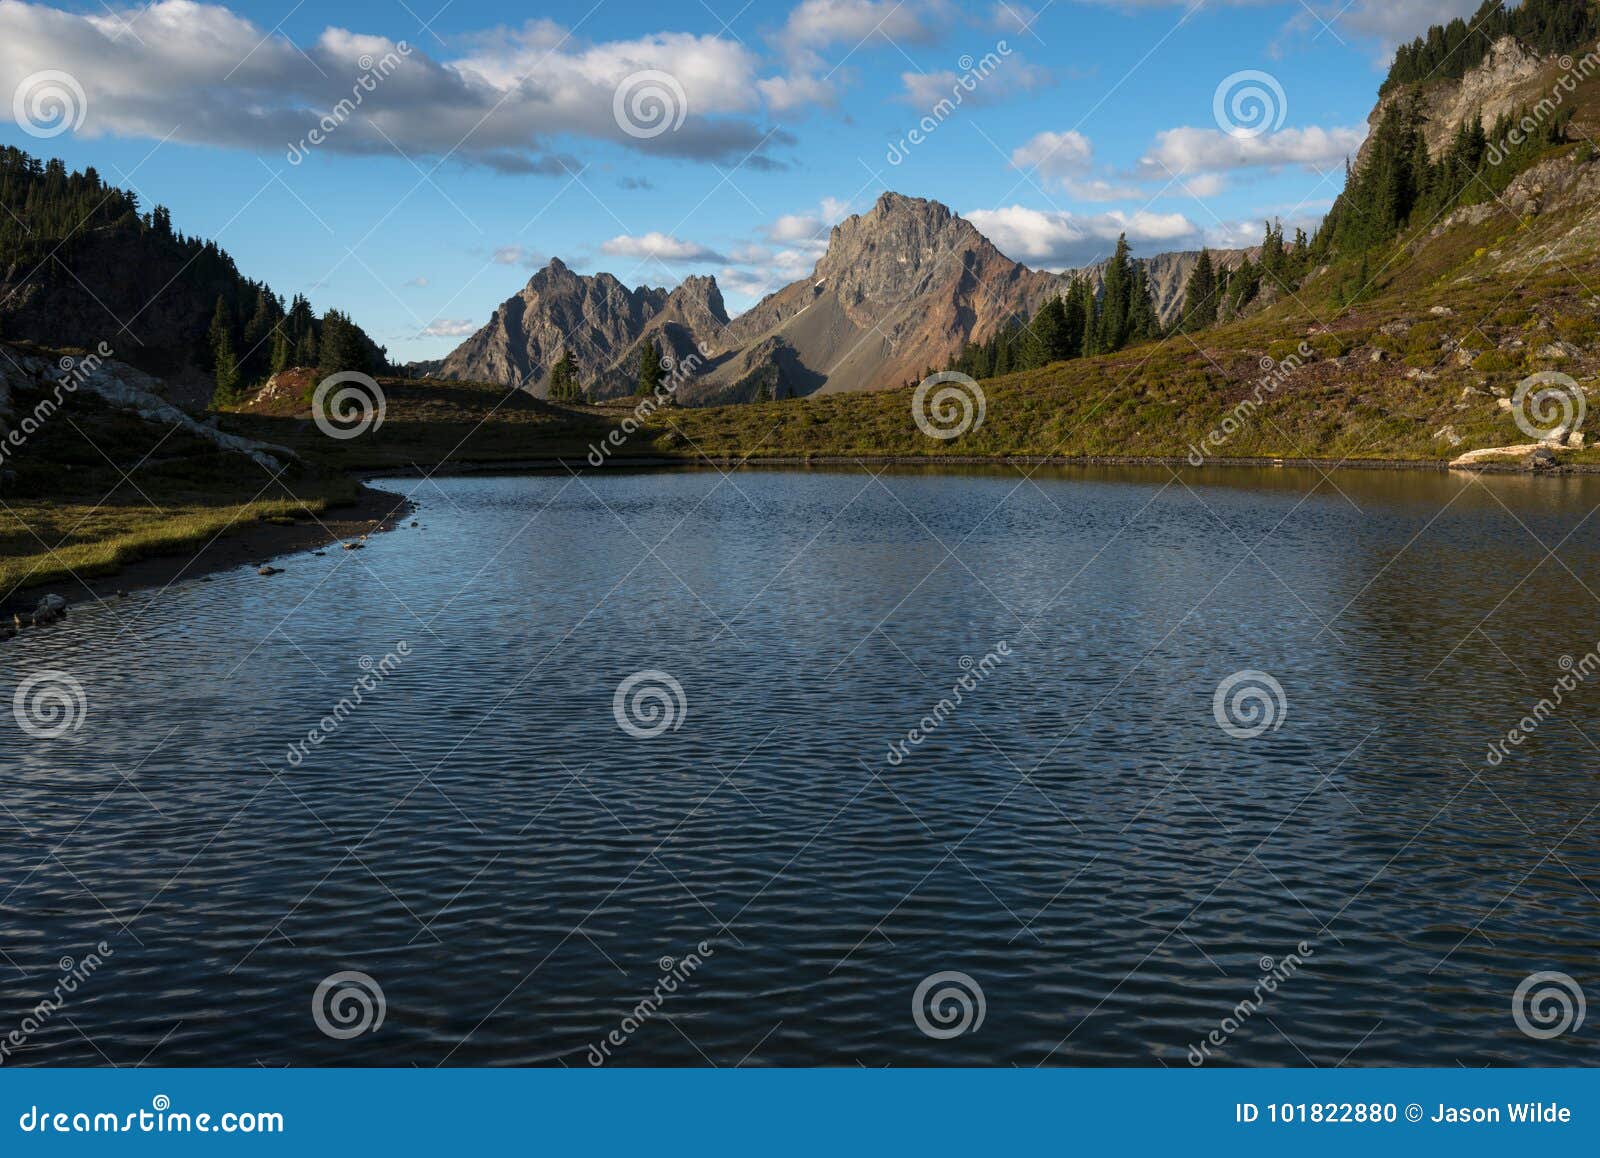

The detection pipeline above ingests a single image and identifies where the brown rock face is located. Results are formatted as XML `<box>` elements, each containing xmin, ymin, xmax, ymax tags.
<box><xmin>436</xmin><ymin>258</ymin><xmax>730</xmax><ymax>396</ymax></box>
<box><xmin>695</xmin><ymin>192</ymin><xmax>1061</xmax><ymax>401</ymax></box>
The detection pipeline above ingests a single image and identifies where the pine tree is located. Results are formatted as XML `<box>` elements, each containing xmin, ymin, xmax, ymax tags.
<box><xmin>269</xmin><ymin>321</ymin><xmax>292</xmax><ymax>374</ymax></box>
<box><xmin>205</xmin><ymin>296</ymin><xmax>233</xmax><ymax>373</ymax></box>
<box><xmin>1028</xmin><ymin>297</ymin><xmax>1071</xmax><ymax>367</ymax></box>
<box><xmin>1127</xmin><ymin>262</ymin><xmax>1160</xmax><ymax>342</ymax></box>
<box><xmin>1060</xmin><ymin>277</ymin><xmax>1088</xmax><ymax>360</ymax></box>
<box><xmin>636</xmin><ymin>341</ymin><xmax>664</xmax><ymax>396</ymax></box>
<box><xmin>208</xmin><ymin>295</ymin><xmax>240</xmax><ymax>402</ymax></box>
<box><xmin>318</xmin><ymin>309</ymin><xmax>365</xmax><ymax>373</ymax></box>
<box><xmin>1180</xmin><ymin>249</ymin><xmax>1219</xmax><ymax>332</ymax></box>
<box><xmin>1095</xmin><ymin>235</ymin><xmax>1133</xmax><ymax>353</ymax></box>
<box><xmin>241</xmin><ymin>289</ymin><xmax>277</xmax><ymax>379</ymax></box>
<box><xmin>549</xmin><ymin>349</ymin><xmax>582</xmax><ymax>401</ymax></box>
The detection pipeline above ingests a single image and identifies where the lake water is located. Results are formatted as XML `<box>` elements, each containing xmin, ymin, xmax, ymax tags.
<box><xmin>3</xmin><ymin>465</ymin><xmax>1598</xmax><ymax>1067</ymax></box>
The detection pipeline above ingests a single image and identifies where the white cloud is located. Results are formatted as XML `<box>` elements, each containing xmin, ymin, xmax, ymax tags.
<box><xmin>1138</xmin><ymin>125</ymin><xmax>1367</xmax><ymax>177</ymax></box>
<box><xmin>599</xmin><ymin>232</ymin><xmax>725</xmax><ymax>262</ymax></box>
<box><xmin>1060</xmin><ymin>177</ymin><xmax>1149</xmax><ymax>202</ymax></box>
<box><xmin>1316</xmin><ymin>0</ymin><xmax>1481</xmax><ymax>50</ymax></box>
<box><xmin>965</xmin><ymin>204</ymin><xmax>1199</xmax><ymax>268</ymax></box>
<box><xmin>0</xmin><ymin>1</ymin><xmax>795</xmax><ymax>170</ymax></box>
<box><xmin>762</xmin><ymin>197</ymin><xmax>850</xmax><ymax>245</ymax></box>
<box><xmin>422</xmin><ymin>318</ymin><xmax>479</xmax><ymax>337</ymax></box>
<box><xmin>712</xmin><ymin>197</ymin><xmax>854</xmax><ymax>307</ymax></box>
<box><xmin>757</xmin><ymin>71</ymin><xmax>839</xmax><ymax>111</ymax></box>
<box><xmin>899</xmin><ymin>59</ymin><xmax>1052</xmax><ymax>107</ymax></box>
<box><xmin>990</xmin><ymin>3</ymin><xmax>1039</xmax><ymax>33</ymax></box>
<box><xmin>764</xmin><ymin>0</ymin><xmax>958</xmax><ymax>109</ymax></box>
<box><xmin>1077</xmin><ymin>0</ymin><xmax>1476</xmax><ymax>52</ymax></box>
<box><xmin>1179</xmin><ymin>173</ymin><xmax>1227</xmax><ymax>198</ymax></box>
<box><xmin>1010</xmin><ymin>130</ymin><xmax>1093</xmax><ymax>178</ymax></box>
<box><xmin>777</xmin><ymin>0</ymin><xmax>946</xmax><ymax>53</ymax></box>
<box><xmin>1202</xmin><ymin>210</ymin><xmax>1321</xmax><ymax>250</ymax></box>
<box><xmin>492</xmin><ymin>246</ymin><xmax>546</xmax><ymax>266</ymax></box>
<box><xmin>402</xmin><ymin>276</ymin><xmax>429</xmax><ymax>287</ymax></box>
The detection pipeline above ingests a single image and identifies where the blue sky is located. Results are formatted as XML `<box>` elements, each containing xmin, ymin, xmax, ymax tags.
<box><xmin>0</xmin><ymin>0</ymin><xmax>1482</xmax><ymax>363</ymax></box>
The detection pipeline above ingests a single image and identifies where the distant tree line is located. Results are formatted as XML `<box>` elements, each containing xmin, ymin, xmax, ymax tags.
<box><xmin>207</xmin><ymin>292</ymin><xmax>379</xmax><ymax>401</ymax></box>
<box><xmin>946</xmin><ymin>235</ymin><xmax>1163</xmax><ymax>377</ymax></box>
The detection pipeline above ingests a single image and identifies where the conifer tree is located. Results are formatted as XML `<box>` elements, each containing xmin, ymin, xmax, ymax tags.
<box><xmin>1028</xmin><ymin>296</ymin><xmax>1071</xmax><ymax>367</ymax></box>
<box><xmin>549</xmin><ymin>349</ymin><xmax>582</xmax><ymax>401</ymax></box>
<box><xmin>269</xmin><ymin>321</ymin><xmax>292</xmax><ymax>374</ymax></box>
<box><xmin>1180</xmin><ymin>249</ymin><xmax>1219</xmax><ymax>333</ymax></box>
<box><xmin>636</xmin><ymin>341</ymin><xmax>664</xmax><ymax>396</ymax></box>
<box><xmin>1095</xmin><ymin>235</ymin><xmax>1133</xmax><ymax>353</ymax></box>
<box><xmin>208</xmin><ymin>296</ymin><xmax>240</xmax><ymax>401</ymax></box>
<box><xmin>1127</xmin><ymin>262</ymin><xmax>1160</xmax><ymax>342</ymax></box>
<box><xmin>205</xmin><ymin>296</ymin><xmax>233</xmax><ymax>372</ymax></box>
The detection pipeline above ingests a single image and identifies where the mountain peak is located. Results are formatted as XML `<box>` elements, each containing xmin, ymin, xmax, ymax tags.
<box><xmin>871</xmin><ymin>190</ymin><xmax>947</xmax><ymax>217</ymax></box>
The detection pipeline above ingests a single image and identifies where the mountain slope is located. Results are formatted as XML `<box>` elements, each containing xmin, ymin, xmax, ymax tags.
<box><xmin>693</xmin><ymin>193</ymin><xmax>1061</xmax><ymax>402</ymax></box>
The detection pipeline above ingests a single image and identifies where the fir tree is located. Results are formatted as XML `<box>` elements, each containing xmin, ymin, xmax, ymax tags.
<box><xmin>1028</xmin><ymin>296</ymin><xmax>1071</xmax><ymax>367</ymax></box>
<box><xmin>636</xmin><ymin>341</ymin><xmax>664</xmax><ymax>396</ymax></box>
<box><xmin>269</xmin><ymin>321</ymin><xmax>292</xmax><ymax>374</ymax></box>
<box><xmin>1095</xmin><ymin>235</ymin><xmax>1133</xmax><ymax>353</ymax></box>
<box><xmin>205</xmin><ymin>296</ymin><xmax>233</xmax><ymax>373</ymax></box>
<box><xmin>1180</xmin><ymin>249</ymin><xmax>1219</xmax><ymax>333</ymax></box>
<box><xmin>1126</xmin><ymin>262</ymin><xmax>1160</xmax><ymax>342</ymax></box>
<box><xmin>208</xmin><ymin>296</ymin><xmax>240</xmax><ymax>402</ymax></box>
<box><xmin>549</xmin><ymin>349</ymin><xmax>582</xmax><ymax>401</ymax></box>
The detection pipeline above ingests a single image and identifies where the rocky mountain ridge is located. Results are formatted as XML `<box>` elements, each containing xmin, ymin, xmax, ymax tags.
<box><xmin>433</xmin><ymin>193</ymin><xmax>1162</xmax><ymax>403</ymax></box>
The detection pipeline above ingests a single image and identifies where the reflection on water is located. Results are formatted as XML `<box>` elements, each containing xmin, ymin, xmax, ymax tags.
<box><xmin>2</xmin><ymin>464</ymin><xmax>1598</xmax><ymax>1066</ymax></box>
